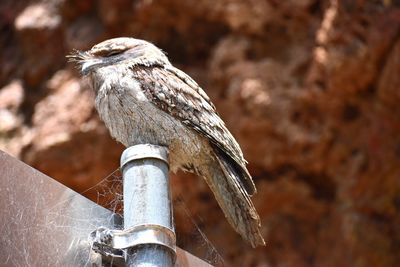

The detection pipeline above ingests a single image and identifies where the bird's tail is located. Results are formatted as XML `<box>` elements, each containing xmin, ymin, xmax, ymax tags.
<box><xmin>202</xmin><ymin>153</ymin><xmax>265</xmax><ymax>247</ymax></box>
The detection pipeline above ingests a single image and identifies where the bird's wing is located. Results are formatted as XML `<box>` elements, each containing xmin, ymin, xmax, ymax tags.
<box><xmin>129</xmin><ymin>64</ymin><xmax>256</xmax><ymax>195</ymax></box>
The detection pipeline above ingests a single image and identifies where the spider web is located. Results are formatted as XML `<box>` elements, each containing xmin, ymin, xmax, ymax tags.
<box><xmin>79</xmin><ymin>168</ymin><xmax>226</xmax><ymax>266</ymax></box>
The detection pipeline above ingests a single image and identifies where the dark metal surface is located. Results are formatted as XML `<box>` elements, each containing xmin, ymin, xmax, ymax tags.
<box><xmin>0</xmin><ymin>150</ymin><xmax>212</xmax><ymax>267</ymax></box>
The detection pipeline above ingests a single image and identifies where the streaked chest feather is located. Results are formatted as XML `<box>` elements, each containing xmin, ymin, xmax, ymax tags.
<box><xmin>90</xmin><ymin>66</ymin><xmax>209</xmax><ymax>171</ymax></box>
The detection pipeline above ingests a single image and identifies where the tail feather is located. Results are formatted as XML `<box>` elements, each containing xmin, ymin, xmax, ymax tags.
<box><xmin>211</xmin><ymin>144</ymin><xmax>257</xmax><ymax>196</ymax></box>
<box><xmin>202</xmin><ymin>154</ymin><xmax>265</xmax><ymax>247</ymax></box>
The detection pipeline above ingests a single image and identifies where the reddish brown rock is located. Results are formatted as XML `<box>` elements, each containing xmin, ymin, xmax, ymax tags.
<box><xmin>0</xmin><ymin>0</ymin><xmax>399</xmax><ymax>266</ymax></box>
<box><xmin>0</xmin><ymin>80</ymin><xmax>26</xmax><ymax>156</ymax></box>
<box><xmin>0</xmin><ymin>79</ymin><xmax>24</xmax><ymax>111</ymax></box>
<box><xmin>22</xmin><ymin>70</ymin><xmax>124</xmax><ymax>193</ymax></box>
<box><xmin>0</xmin><ymin>80</ymin><xmax>23</xmax><ymax>133</ymax></box>
<box><xmin>14</xmin><ymin>2</ymin><xmax>65</xmax><ymax>87</ymax></box>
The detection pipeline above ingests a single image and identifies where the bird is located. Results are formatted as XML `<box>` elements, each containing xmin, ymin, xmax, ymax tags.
<box><xmin>68</xmin><ymin>37</ymin><xmax>265</xmax><ymax>247</ymax></box>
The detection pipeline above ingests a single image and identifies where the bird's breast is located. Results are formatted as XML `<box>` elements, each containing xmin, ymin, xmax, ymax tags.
<box><xmin>92</xmin><ymin>68</ymin><xmax>209</xmax><ymax>172</ymax></box>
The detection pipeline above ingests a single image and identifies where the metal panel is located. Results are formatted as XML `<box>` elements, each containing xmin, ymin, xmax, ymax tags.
<box><xmin>0</xmin><ymin>150</ymin><xmax>121</xmax><ymax>266</ymax></box>
<box><xmin>0</xmin><ymin>150</ymin><xmax>212</xmax><ymax>267</ymax></box>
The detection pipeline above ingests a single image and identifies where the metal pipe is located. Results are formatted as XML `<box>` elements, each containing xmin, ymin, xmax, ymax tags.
<box><xmin>120</xmin><ymin>144</ymin><xmax>176</xmax><ymax>267</ymax></box>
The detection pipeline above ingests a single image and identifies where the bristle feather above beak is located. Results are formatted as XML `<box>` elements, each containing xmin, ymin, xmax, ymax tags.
<box><xmin>67</xmin><ymin>50</ymin><xmax>101</xmax><ymax>74</ymax></box>
<box><xmin>66</xmin><ymin>50</ymin><xmax>91</xmax><ymax>63</ymax></box>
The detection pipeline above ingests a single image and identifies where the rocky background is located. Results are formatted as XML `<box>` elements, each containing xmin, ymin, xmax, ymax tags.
<box><xmin>1</xmin><ymin>0</ymin><xmax>400</xmax><ymax>266</ymax></box>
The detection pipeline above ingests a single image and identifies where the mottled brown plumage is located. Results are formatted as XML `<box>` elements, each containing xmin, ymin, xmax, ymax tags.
<box><xmin>68</xmin><ymin>37</ymin><xmax>265</xmax><ymax>247</ymax></box>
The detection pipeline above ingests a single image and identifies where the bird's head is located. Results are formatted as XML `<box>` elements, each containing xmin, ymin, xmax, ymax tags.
<box><xmin>67</xmin><ymin>37</ymin><xmax>170</xmax><ymax>75</ymax></box>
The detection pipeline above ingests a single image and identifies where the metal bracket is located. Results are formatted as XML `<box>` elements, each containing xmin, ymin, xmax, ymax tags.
<box><xmin>89</xmin><ymin>224</ymin><xmax>176</xmax><ymax>258</ymax></box>
<box><xmin>90</xmin><ymin>227</ymin><xmax>124</xmax><ymax>258</ymax></box>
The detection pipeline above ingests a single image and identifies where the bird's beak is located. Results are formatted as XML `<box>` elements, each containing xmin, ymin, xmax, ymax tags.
<box><xmin>81</xmin><ymin>58</ymin><xmax>103</xmax><ymax>75</ymax></box>
<box><xmin>67</xmin><ymin>50</ymin><xmax>102</xmax><ymax>75</ymax></box>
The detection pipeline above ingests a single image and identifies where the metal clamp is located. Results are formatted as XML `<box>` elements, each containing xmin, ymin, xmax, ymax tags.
<box><xmin>89</xmin><ymin>224</ymin><xmax>176</xmax><ymax>258</ymax></box>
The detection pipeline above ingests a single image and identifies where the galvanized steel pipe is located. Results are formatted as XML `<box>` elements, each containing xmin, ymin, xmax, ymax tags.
<box><xmin>120</xmin><ymin>144</ymin><xmax>176</xmax><ymax>267</ymax></box>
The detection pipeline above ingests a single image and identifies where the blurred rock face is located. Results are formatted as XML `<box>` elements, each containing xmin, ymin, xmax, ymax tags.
<box><xmin>1</xmin><ymin>0</ymin><xmax>399</xmax><ymax>266</ymax></box>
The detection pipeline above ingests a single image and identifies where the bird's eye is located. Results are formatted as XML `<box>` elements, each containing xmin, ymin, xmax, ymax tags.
<box><xmin>107</xmin><ymin>51</ymin><xmax>121</xmax><ymax>57</ymax></box>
